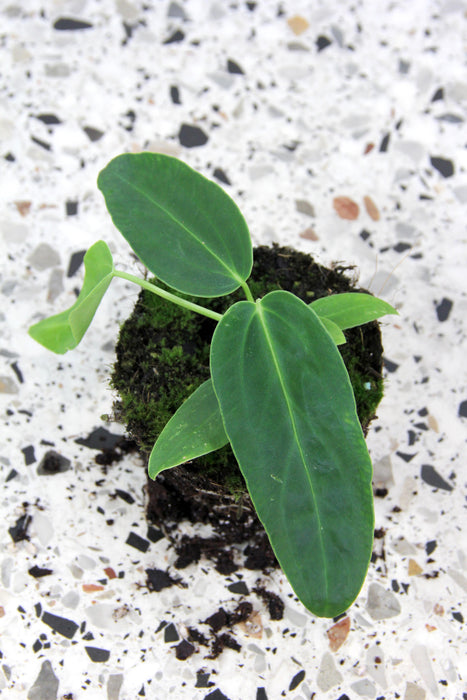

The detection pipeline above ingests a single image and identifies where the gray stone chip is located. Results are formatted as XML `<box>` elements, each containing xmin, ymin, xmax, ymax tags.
<box><xmin>27</xmin><ymin>660</ymin><xmax>59</xmax><ymax>700</ymax></box>
<box><xmin>366</xmin><ymin>583</ymin><xmax>401</xmax><ymax>620</ymax></box>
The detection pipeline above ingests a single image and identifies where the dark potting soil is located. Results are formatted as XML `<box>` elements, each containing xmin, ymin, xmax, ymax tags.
<box><xmin>111</xmin><ymin>244</ymin><xmax>384</xmax><ymax>574</ymax></box>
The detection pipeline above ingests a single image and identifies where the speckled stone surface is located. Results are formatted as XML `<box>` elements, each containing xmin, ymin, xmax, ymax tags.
<box><xmin>1</xmin><ymin>1</ymin><xmax>466</xmax><ymax>698</ymax></box>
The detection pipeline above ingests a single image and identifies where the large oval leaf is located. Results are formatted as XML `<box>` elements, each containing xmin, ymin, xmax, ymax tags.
<box><xmin>28</xmin><ymin>240</ymin><xmax>114</xmax><ymax>354</ymax></box>
<box><xmin>210</xmin><ymin>291</ymin><xmax>374</xmax><ymax>617</ymax></box>
<box><xmin>97</xmin><ymin>153</ymin><xmax>253</xmax><ymax>297</ymax></box>
<box><xmin>148</xmin><ymin>379</ymin><xmax>228</xmax><ymax>478</ymax></box>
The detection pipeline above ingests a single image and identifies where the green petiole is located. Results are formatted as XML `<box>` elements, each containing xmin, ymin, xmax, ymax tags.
<box><xmin>113</xmin><ymin>270</ymin><xmax>223</xmax><ymax>323</ymax></box>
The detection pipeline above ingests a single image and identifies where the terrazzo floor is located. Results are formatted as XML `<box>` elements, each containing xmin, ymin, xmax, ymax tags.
<box><xmin>1</xmin><ymin>0</ymin><xmax>466</xmax><ymax>698</ymax></box>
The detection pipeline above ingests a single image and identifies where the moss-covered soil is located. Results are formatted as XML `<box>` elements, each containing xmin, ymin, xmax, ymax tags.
<box><xmin>111</xmin><ymin>244</ymin><xmax>384</xmax><ymax>572</ymax></box>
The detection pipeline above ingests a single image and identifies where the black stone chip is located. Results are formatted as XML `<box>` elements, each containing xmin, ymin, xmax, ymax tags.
<box><xmin>11</xmin><ymin>361</ymin><xmax>23</xmax><ymax>383</ymax></box>
<box><xmin>421</xmin><ymin>465</ymin><xmax>453</xmax><ymax>491</ymax></box>
<box><xmin>227</xmin><ymin>59</ymin><xmax>244</xmax><ymax>74</ymax></box>
<box><xmin>146</xmin><ymin>568</ymin><xmax>181</xmax><ymax>592</ymax></box>
<box><xmin>6</xmin><ymin>469</ymin><xmax>18</xmax><ymax>482</ymax></box>
<box><xmin>75</xmin><ymin>427</ymin><xmax>123</xmax><ymax>450</ymax></box>
<box><xmin>430</xmin><ymin>156</ymin><xmax>454</xmax><ymax>178</ymax></box>
<box><xmin>204</xmin><ymin>690</ymin><xmax>231</xmax><ymax>700</ymax></box>
<box><xmin>67</xmin><ymin>250</ymin><xmax>85</xmax><ymax>276</ymax></box>
<box><xmin>35</xmin><ymin>113</ymin><xmax>62</xmax><ymax>125</ymax></box>
<box><xmin>425</xmin><ymin>540</ymin><xmax>437</xmax><ymax>555</ymax></box>
<box><xmin>37</xmin><ymin>450</ymin><xmax>71</xmax><ymax>475</ymax></box>
<box><xmin>85</xmin><ymin>646</ymin><xmax>110</xmax><ymax>662</ymax></box>
<box><xmin>83</xmin><ymin>126</ymin><xmax>104</xmax><ymax>142</ymax></box>
<box><xmin>435</xmin><ymin>297</ymin><xmax>453</xmax><ymax>322</ymax></box>
<box><xmin>178</xmin><ymin>123</ymin><xmax>208</xmax><ymax>148</ymax></box>
<box><xmin>213</xmin><ymin>168</ymin><xmax>231</xmax><ymax>185</ymax></box>
<box><xmin>396</xmin><ymin>451</ymin><xmax>417</xmax><ymax>463</ymax></box>
<box><xmin>163</xmin><ymin>29</ymin><xmax>185</xmax><ymax>44</ymax></box>
<box><xmin>29</xmin><ymin>565</ymin><xmax>53</xmax><ymax>578</ymax></box>
<box><xmin>53</xmin><ymin>18</ymin><xmax>93</xmax><ymax>30</ymax></box>
<box><xmin>114</xmin><ymin>488</ymin><xmax>135</xmax><ymax>504</ymax></box>
<box><xmin>316</xmin><ymin>35</ymin><xmax>332</xmax><ymax>51</ymax></box>
<box><xmin>394</xmin><ymin>242</ymin><xmax>412</xmax><ymax>253</ymax></box>
<box><xmin>196</xmin><ymin>671</ymin><xmax>215</xmax><ymax>688</ymax></box>
<box><xmin>66</xmin><ymin>200</ymin><xmax>78</xmax><ymax>216</ymax></box>
<box><xmin>42</xmin><ymin>611</ymin><xmax>79</xmax><ymax>639</ymax></box>
<box><xmin>174</xmin><ymin>639</ymin><xmax>195</xmax><ymax>660</ymax></box>
<box><xmin>126</xmin><ymin>532</ymin><xmax>150</xmax><ymax>552</ymax></box>
<box><xmin>164</xmin><ymin>622</ymin><xmax>179</xmax><ymax>642</ymax></box>
<box><xmin>170</xmin><ymin>86</ymin><xmax>181</xmax><ymax>104</ymax></box>
<box><xmin>431</xmin><ymin>87</ymin><xmax>444</xmax><ymax>102</ymax></box>
<box><xmin>9</xmin><ymin>514</ymin><xmax>32</xmax><ymax>542</ymax></box>
<box><xmin>452</xmin><ymin>611</ymin><xmax>464</xmax><ymax>623</ymax></box>
<box><xmin>21</xmin><ymin>445</ymin><xmax>36</xmax><ymax>465</ymax></box>
<box><xmin>458</xmin><ymin>400</ymin><xmax>467</xmax><ymax>418</ymax></box>
<box><xmin>289</xmin><ymin>669</ymin><xmax>306</xmax><ymax>691</ymax></box>
<box><xmin>31</xmin><ymin>136</ymin><xmax>51</xmax><ymax>151</ymax></box>
<box><xmin>383</xmin><ymin>358</ymin><xmax>399</xmax><ymax>372</ymax></box>
<box><xmin>147</xmin><ymin>526</ymin><xmax>164</xmax><ymax>543</ymax></box>
<box><xmin>379</xmin><ymin>133</ymin><xmax>390</xmax><ymax>152</ymax></box>
<box><xmin>256</xmin><ymin>689</ymin><xmax>268</xmax><ymax>700</ymax></box>
<box><xmin>227</xmin><ymin>581</ymin><xmax>249</xmax><ymax>595</ymax></box>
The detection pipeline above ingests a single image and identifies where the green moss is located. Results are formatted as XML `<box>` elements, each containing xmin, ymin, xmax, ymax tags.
<box><xmin>111</xmin><ymin>245</ymin><xmax>384</xmax><ymax>495</ymax></box>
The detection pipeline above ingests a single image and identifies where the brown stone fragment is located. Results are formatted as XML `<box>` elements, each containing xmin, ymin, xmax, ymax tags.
<box><xmin>15</xmin><ymin>200</ymin><xmax>31</xmax><ymax>216</ymax></box>
<box><xmin>82</xmin><ymin>583</ymin><xmax>105</xmax><ymax>592</ymax></box>
<box><xmin>408</xmin><ymin>559</ymin><xmax>423</xmax><ymax>576</ymax></box>
<box><xmin>333</xmin><ymin>196</ymin><xmax>359</xmax><ymax>220</ymax></box>
<box><xmin>364</xmin><ymin>195</ymin><xmax>380</xmax><ymax>221</ymax></box>
<box><xmin>327</xmin><ymin>615</ymin><xmax>350</xmax><ymax>651</ymax></box>
<box><xmin>104</xmin><ymin>567</ymin><xmax>117</xmax><ymax>579</ymax></box>
<box><xmin>364</xmin><ymin>143</ymin><xmax>375</xmax><ymax>154</ymax></box>
<box><xmin>433</xmin><ymin>603</ymin><xmax>444</xmax><ymax>616</ymax></box>
<box><xmin>299</xmin><ymin>227</ymin><xmax>319</xmax><ymax>241</ymax></box>
<box><xmin>0</xmin><ymin>606</ymin><xmax>5</xmax><ymax>618</ymax></box>
<box><xmin>287</xmin><ymin>15</ymin><xmax>309</xmax><ymax>35</ymax></box>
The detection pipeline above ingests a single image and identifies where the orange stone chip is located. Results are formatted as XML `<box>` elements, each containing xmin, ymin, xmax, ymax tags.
<box><xmin>327</xmin><ymin>615</ymin><xmax>350</xmax><ymax>651</ymax></box>
<box><xmin>299</xmin><ymin>227</ymin><xmax>319</xmax><ymax>241</ymax></box>
<box><xmin>408</xmin><ymin>559</ymin><xmax>423</xmax><ymax>576</ymax></box>
<box><xmin>104</xmin><ymin>567</ymin><xmax>117</xmax><ymax>579</ymax></box>
<box><xmin>333</xmin><ymin>196</ymin><xmax>359</xmax><ymax>220</ymax></box>
<box><xmin>287</xmin><ymin>15</ymin><xmax>309</xmax><ymax>35</ymax></box>
<box><xmin>82</xmin><ymin>583</ymin><xmax>105</xmax><ymax>592</ymax></box>
<box><xmin>15</xmin><ymin>201</ymin><xmax>31</xmax><ymax>216</ymax></box>
<box><xmin>364</xmin><ymin>195</ymin><xmax>380</xmax><ymax>221</ymax></box>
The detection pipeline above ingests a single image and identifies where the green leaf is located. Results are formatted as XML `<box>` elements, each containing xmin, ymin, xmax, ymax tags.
<box><xmin>28</xmin><ymin>240</ymin><xmax>114</xmax><ymax>354</ymax></box>
<box><xmin>97</xmin><ymin>153</ymin><xmax>253</xmax><ymax>298</ymax></box>
<box><xmin>148</xmin><ymin>380</ymin><xmax>229</xmax><ymax>479</ymax></box>
<box><xmin>210</xmin><ymin>291</ymin><xmax>374</xmax><ymax>617</ymax></box>
<box><xmin>310</xmin><ymin>292</ymin><xmax>398</xmax><ymax>330</ymax></box>
<box><xmin>318</xmin><ymin>316</ymin><xmax>346</xmax><ymax>345</ymax></box>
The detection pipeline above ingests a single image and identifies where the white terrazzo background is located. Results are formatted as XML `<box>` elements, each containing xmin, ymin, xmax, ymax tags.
<box><xmin>1</xmin><ymin>0</ymin><xmax>466</xmax><ymax>698</ymax></box>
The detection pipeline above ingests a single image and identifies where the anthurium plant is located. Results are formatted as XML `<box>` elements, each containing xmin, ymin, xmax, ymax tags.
<box><xmin>29</xmin><ymin>153</ymin><xmax>397</xmax><ymax>618</ymax></box>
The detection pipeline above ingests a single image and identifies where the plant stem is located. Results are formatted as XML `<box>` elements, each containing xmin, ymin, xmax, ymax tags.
<box><xmin>114</xmin><ymin>270</ymin><xmax>223</xmax><ymax>322</ymax></box>
<box><xmin>241</xmin><ymin>280</ymin><xmax>254</xmax><ymax>302</ymax></box>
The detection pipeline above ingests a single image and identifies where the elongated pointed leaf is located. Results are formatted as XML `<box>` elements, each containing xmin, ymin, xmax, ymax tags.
<box><xmin>211</xmin><ymin>291</ymin><xmax>374</xmax><ymax>617</ymax></box>
<box><xmin>148</xmin><ymin>379</ymin><xmax>228</xmax><ymax>478</ymax></box>
<box><xmin>318</xmin><ymin>316</ymin><xmax>346</xmax><ymax>345</ymax></box>
<box><xmin>310</xmin><ymin>292</ymin><xmax>397</xmax><ymax>330</ymax></box>
<box><xmin>97</xmin><ymin>153</ymin><xmax>253</xmax><ymax>297</ymax></box>
<box><xmin>28</xmin><ymin>240</ymin><xmax>114</xmax><ymax>354</ymax></box>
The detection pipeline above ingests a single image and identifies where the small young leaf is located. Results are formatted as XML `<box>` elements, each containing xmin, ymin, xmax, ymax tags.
<box><xmin>211</xmin><ymin>291</ymin><xmax>374</xmax><ymax>617</ymax></box>
<box><xmin>148</xmin><ymin>379</ymin><xmax>229</xmax><ymax>479</ymax></box>
<box><xmin>310</xmin><ymin>292</ymin><xmax>397</xmax><ymax>330</ymax></box>
<box><xmin>318</xmin><ymin>316</ymin><xmax>346</xmax><ymax>345</ymax></box>
<box><xmin>28</xmin><ymin>240</ymin><xmax>114</xmax><ymax>354</ymax></box>
<box><xmin>97</xmin><ymin>153</ymin><xmax>253</xmax><ymax>298</ymax></box>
